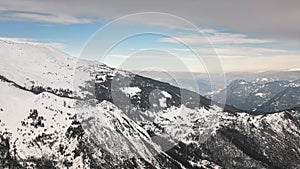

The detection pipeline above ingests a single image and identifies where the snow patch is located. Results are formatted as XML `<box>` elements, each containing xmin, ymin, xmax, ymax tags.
<box><xmin>255</xmin><ymin>92</ymin><xmax>265</xmax><ymax>97</ymax></box>
<box><xmin>161</xmin><ymin>91</ymin><xmax>172</xmax><ymax>98</ymax></box>
<box><xmin>120</xmin><ymin>87</ymin><xmax>141</xmax><ymax>97</ymax></box>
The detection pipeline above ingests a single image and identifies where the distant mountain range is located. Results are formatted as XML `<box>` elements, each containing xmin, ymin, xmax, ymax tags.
<box><xmin>0</xmin><ymin>40</ymin><xmax>299</xmax><ymax>168</ymax></box>
<box><xmin>135</xmin><ymin>70</ymin><xmax>300</xmax><ymax>95</ymax></box>
<box><xmin>209</xmin><ymin>79</ymin><xmax>300</xmax><ymax>113</ymax></box>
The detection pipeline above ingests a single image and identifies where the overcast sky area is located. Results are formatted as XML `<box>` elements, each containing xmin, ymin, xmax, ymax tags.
<box><xmin>0</xmin><ymin>0</ymin><xmax>299</xmax><ymax>72</ymax></box>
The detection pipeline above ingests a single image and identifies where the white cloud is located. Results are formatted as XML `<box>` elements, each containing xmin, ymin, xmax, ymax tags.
<box><xmin>196</xmin><ymin>46</ymin><xmax>288</xmax><ymax>56</ymax></box>
<box><xmin>127</xmin><ymin>46</ymin><xmax>288</xmax><ymax>56</ymax></box>
<box><xmin>0</xmin><ymin>11</ymin><xmax>93</xmax><ymax>24</ymax></box>
<box><xmin>0</xmin><ymin>0</ymin><xmax>300</xmax><ymax>44</ymax></box>
<box><xmin>218</xmin><ymin>54</ymin><xmax>300</xmax><ymax>72</ymax></box>
<box><xmin>160</xmin><ymin>32</ymin><xmax>273</xmax><ymax>45</ymax></box>
<box><xmin>177</xmin><ymin>54</ymin><xmax>300</xmax><ymax>72</ymax></box>
<box><xmin>157</xmin><ymin>29</ymin><xmax>288</xmax><ymax>57</ymax></box>
<box><xmin>288</xmin><ymin>68</ymin><xmax>300</xmax><ymax>71</ymax></box>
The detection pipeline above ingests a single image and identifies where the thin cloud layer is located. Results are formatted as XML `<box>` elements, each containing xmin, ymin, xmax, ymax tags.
<box><xmin>0</xmin><ymin>0</ymin><xmax>300</xmax><ymax>43</ymax></box>
<box><xmin>160</xmin><ymin>32</ymin><xmax>273</xmax><ymax>45</ymax></box>
<box><xmin>0</xmin><ymin>11</ymin><xmax>92</xmax><ymax>24</ymax></box>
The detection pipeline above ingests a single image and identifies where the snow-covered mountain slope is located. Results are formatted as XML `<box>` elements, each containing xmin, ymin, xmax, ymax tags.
<box><xmin>209</xmin><ymin>79</ymin><xmax>300</xmax><ymax>112</ymax></box>
<box><xmin>256</xmin><ymin>86</ymin><xmax>300</xmax><ymax>112</ymax></box>
<box><xmin>0</xmin><ymin>79</ymin><xmax>184</xmax><ymax>168</ymax></box>
<box><xmin>0</xmin><ymin>39</ymin><xmax>120</xmax><ymax>99</ymax></box>
<box><xmin>0</xmin><ymin>40</ymin><xmax>299</xmax><ymax>168</ymax></box>
<box><xmin>167</xmin><ymin>108</ymin><xmax>300</xmax><ymax>169</ymax></box>
<box><xmin>0</xmin><ymin>39</ymin><xmax>222</xmax><ymax>168</ymax></box>
<box><xmin>0</xmin><ymin>40</ymin><xmax>75</xmax><ymax>92</ymax></box>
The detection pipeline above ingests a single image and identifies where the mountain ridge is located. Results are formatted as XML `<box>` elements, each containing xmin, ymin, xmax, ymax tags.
<box><xmin>0</xmin><ymin>39</ymin><xmax>299</xmax><ymax>168</ymax></box>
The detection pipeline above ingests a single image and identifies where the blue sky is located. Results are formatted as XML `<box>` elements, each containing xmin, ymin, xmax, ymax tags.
<box><xmin>0</xmin><ymin>0</ymin><xmax>299</xmax><ymax>72</ymax></box>
<box><xmin>0</xmin><ymin>21</ymin><xmax>102</xmax><ymax>56</ymax></box>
